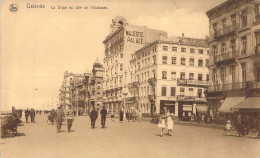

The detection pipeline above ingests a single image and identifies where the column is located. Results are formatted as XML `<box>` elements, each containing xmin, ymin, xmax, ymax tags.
<box><xmin>193</xmin><ymin>103</ymin><xmax>197</xmax><ymax>115</ymax></box>
<box><xmin>175</xmin><ymin>102</ymin><xmax>179</xmax><ymax>117</ymax></box>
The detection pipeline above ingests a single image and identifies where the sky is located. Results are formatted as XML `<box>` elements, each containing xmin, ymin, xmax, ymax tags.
<box><xmin>1</xmin><ymin>0</ymin><xmax>226</xmax><ymax>111</ymax></box>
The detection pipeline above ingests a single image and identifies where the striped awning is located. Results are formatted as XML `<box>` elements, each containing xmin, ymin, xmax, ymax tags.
<box><xmin>218</xmin><ymin>97</ymin><xmax>245</xmax><ymax>113</ymax></box>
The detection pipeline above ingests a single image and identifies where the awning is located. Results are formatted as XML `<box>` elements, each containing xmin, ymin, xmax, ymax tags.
<box><xmin>218</xmin><ymin>97</ymin><xmax>245</xmax><ymax>113</ymax></box>
<box><xmin>196</xmin><ymin>105</ymin><xmax>208</xmax><ymax>115</ymax></box>
<box><xmin>231</xmin><ymin>97</ymin><xmax>260</xmax><ymax>109</ymax></box>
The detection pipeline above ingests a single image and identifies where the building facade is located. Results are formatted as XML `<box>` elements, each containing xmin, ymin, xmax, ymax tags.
<box><xmin>206</xmin><ymin>0</ymin><xmax>260</xmax><ymax>117</ymax></box>
<box><xmin>128</xmin><ymin>36</ymin><xmax>209</xmax><ymax>119</ymax></box>
<box><xmin>102</xmin><ymin>16</ymin><xmax>167</xmax><ymax>113</ymax></box>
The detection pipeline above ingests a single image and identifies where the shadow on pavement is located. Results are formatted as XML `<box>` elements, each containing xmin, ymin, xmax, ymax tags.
<box><xmin>1</xmin><ymin>132</ymin><xmax>26</xmax><ymax>139</ymax></box>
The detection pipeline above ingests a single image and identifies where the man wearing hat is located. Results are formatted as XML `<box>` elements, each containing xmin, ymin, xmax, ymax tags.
<box><xmin>90</xmin><ymin>107</ymin><xmax>98</xmax><ymax>128</ymax></box>
<box><xmin>66</xmin><ymin>106</ymin><xmax>74</xmax><ymax>132</ymax></box>
<box><xmin>100</xmin><ymin>106</ymin><xmax>107</xmax><ymax>128</ymax></box>
<box><xmin>56</xmin><ymin>106</ymin><xmax>65</xmax><ymax>133</ymax></box>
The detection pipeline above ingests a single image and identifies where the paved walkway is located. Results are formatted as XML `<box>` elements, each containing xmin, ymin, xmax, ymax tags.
<box><xmin>1</xmin><ymin>114</ymin><xmax>260</xmax><ymax>158</ymax></box>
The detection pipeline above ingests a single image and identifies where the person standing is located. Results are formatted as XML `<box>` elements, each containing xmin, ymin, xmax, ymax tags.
<box><xmin>90</xmin><ymin>107</ymin><xmax>98</xmax><ymax>128</ymax></box>
<box><xmin>236</xmin><ymin>114</ymin><xmax>242</xmax><ymax>136</ymax></box>
<box><xmin>167</xmin><ymin>114</ymin><xmax>174</xmax><ymax>136</ymax></box>
<box><xmin>126</xmin><ymin>110</ymin><xmax>130</xmax><ymax>122</ymax></box>
<box><xmin>158</xmin><ymin>116</ymin><xmax>166</xmax><ymax>137</ymax></box>
<box><xmin>25</xmin><ymin>109</ymin><xmax>30</xmax><ymax>123</ymax></box>
<box><xmin>50</xmin><ymin>109</ymin><xmax>56</xmax><ymax>125</ymax></box>
<box><xmin>56</xmin><ymin>107</ymin><xmax>65</xmax><ymax>133</ymax></box>
<box><xmin>30</xmin><ymin>108</ymin><xmax>36</xmax><ymax>123</ymax></box>
<box><xmin>66</xmin><ymin>106</ymin><xmax>74</xmax><ymax>132</ymax></box>
<box><xmin>138</xmin><ymin>110</ymin><xmax>142</xmax><ymax>122</ymax></box>
<box><xmin>132</xmin><ymin>109</ymin><xmax>137</xmax><ymax>122</ymax></box>
<box><xmin>119</xmin><ymin>109</ymin><xmax>124</xmax><ymax>123</ymax></box>
<box><xmin>100</xmin><ymin>106</ymin><xmax>107</xmax><ymax>128</ymax></box>
<box><xmin>225</xmin><ymin>120</ymin><xmax>232</xmax><ymax>136</ymax></box>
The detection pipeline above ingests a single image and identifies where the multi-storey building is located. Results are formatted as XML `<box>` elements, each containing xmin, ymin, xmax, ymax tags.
<box><xmin>206</xmin><ymin>0</ymin><xmax>260</xmax><ymax>117</ymax></box>
<box><xmin>59</xmin><ymin>71</ymin><xmax>84</xmax><ymax>109</ymax></box>
<box><xmin>128</xmin><ymin>36</ymin><xmax>209</xmax><ymax>119</ymax></box>
<box><xmin>102</xmin><ymin>16</ymin><xmax>167</xmax><ymax>113</ymax></box>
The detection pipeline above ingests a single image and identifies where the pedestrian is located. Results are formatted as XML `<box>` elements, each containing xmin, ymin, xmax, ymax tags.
<box><xmin>138</xmin><ymin>110</ymin><xmax>142</xmax><ymax>122</ymax></box>
<box><xmin>25</xmin><ymin>108</ymin><xmax>30</xmax><ymax>123</ymax></box>
<box><xmin>256</xmin><ymin>117</ymin><xmax>260</xmax><ymax>139</ymax></box>
<box><xmin>119</xmin><ymin>109</ymin><xmax>124</xmax><ymax>123</ymax></box>
<box><xmin>225</xmin><ymin>120</ymin><xmax>232</xmax><ymax>136</ymax></box>
<box><xmin>126</xmin><ymin>110</ymin><xmax>130</xmax><ymax>122</ymax></box>
<box><xmin>132</xmin><ymin>109</ymin><xmax>137</xmax><ymax>122</ymax></box>
<box><xmin>167</xmin><ymin>114</ymin><xmax>174</xmax><ymax>136</ymax></box>
<box><xmin>66</xmin><ymin>106</ymin><xmax>74</xmax><ymax>132</ymax></box>
<box><xmin>236</xmin><ymin>114</ymin><xmax>242</xmax><ymax>136</ymax></box>
<box><xmin>56</xmin><ymin>107</ymin><xmax>65</xmax><ymax>133</ymax></box>
<box><xmin>158</xmin><ymin>116</ymin><xmax>166</xmax><ymax>137</ymax></box>
<box><xmin>190</xmin><ymin>113</ymin><xmax>194</xmax><ymax>123</ymax></box>
<box><xmin>100</xmin><ymin>106</ymin><xmax>107</xmax><ymax>128</ymax></box>
<box><xmin>50</xmin><ymin>109</ymin><xmax>56</xmax><ymax>125</ymax></box>
<box><xmin>90</xmin><ymin>107</ymin><xmax>98</xmax><ymax>128</ymax></box>
<box><xmin>111</xmin><ymin>112</ymin><xmax>115</xmax><ymax>122</ymax></box>
<box><xmin>30</xmin><ymin>108</ymin><xmax>36</xmax><ymax>123</ymax></box>
<box><xmin>201</xmin><ymin>114</ymin><xmax>205</xmax><ymax>124</ymax></box>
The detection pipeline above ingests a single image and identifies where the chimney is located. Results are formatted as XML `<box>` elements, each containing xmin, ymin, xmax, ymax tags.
<box><xmin>182</xmin><ymin>33</ymin><xmax>184</xmax><ymax>37</ymax></box>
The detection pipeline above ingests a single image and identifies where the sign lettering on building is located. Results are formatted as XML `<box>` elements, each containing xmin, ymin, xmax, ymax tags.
<box><xmin>125</xmin><ymin>30</ymin><xmax>144</xmax><ymax>44</ymax></box>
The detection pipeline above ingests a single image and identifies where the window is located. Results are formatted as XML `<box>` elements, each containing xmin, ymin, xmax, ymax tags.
<box><xmin>212</xmin><ymin>69</ymin><xmax>217</xmax><ymax>84</ymax></box>
<box><xmin>222</xmin><ymin>18</ymin><xmax>227</xmax><ymax>31</ymax></box>
<box><xmin>162</xmin><ymin>71</ymin><xmax>167</xmax><ymax>79</ymax></box>
<box><xmin>221</xmin><ymin>67</ymin><xmax>226</xmax><ymax>84</ymax></box>
<box><xmin>180</xmin><ymin>72</ymin><xmax>185</xmax><ymax>80</ymax></box>
<box><xmin>230</xmin><ymin>39</ymin><xmax>236</xmax><ymax>52</ymax></box>
<box><xmin>206</xmin><ymin>59</ymin><xmax>209</xmax><ymax>66</ymax></box>
<box><xmin>206</xmin><ymin>74</ymin><xmax>209</xmax><ymax>81</ymax></box>
<box><xmin>189</xmin><ymin>58</ymin><xmax>194</xmax><ymax>66</ymax></box>
<box><xmin>137</xmin><ymin>62</ymin><xmax>140</xmax><ymax>70</ymax></box>
<box><xmin>241</xmin><ymin>63</ymin><xmax>246</xmax><ymax>82</ymax></box>
<box><xmin>181</xmin><ymin>58</ymin><xmax>186</xmax><ymax>65</ymax></box>
<box><xmin>180</xmin><ymin>87</ymin><xmax>185</xmax><ymax>93</ymax></box>
<box><xmin>198</xmin><ymin>59</ymin><xmax>203</xmax><ymax>67</ymax></box>
<box><xmin>197</xmin><ymin>89</ymin><xmax>202</xmax><ymax>98</ymax></box>
<box><xmin>241</xmin><ymin>10</ymin><xmax>247</xmax><ymax>27</ymax></box>
<box><xmin>189</xmin><ymin>88</ymin><xmax>193</xmax><ymax>91</ymax></box>
<box><xmin>153</xmin><ymin>55</ymin><xmax>156</xmax><ymax>64</ymax></box>
<box><xmin>241</xmin><ymin>36</ymin><xmax>247</xmax><ymax>54</ymax></box>
<box><xmin>171</xmin><ymin>57</ymin><xmax>176</xmax><ymax>64</ymax></box>
<box><xmin>199</xmin><ymin>49</ymin><xmax>204</xmax><ymax>54</ymax></box>
<box><xmin>190</xmin><ymin>48</ymin><xmax>195</xmax><ymax>53</ymax></box>
<box><xmin>231</xmin><ymin>14</ymin><xmax>237</xmax><ymax>29</ymax></box>
<box><xmin>221</xmin><ymin>43</ymin><xmax>226</xmax><ymax>54</ymax></box>
<box><xmin>189</xmin><ymin>73</ymin><xmax>194</xmax><ymax>80</ymax></box>
<box><xmin>171</xmin><ymin>72</ymin><xmax>176</xmax><ymax>80</ymax></box>
<box><xmin>213</xmin><ymin>23</ymin><xmax>217</xmax><ymax>34</ymax></box>
<box><xmin>181</xmin><ymin>47</ymin><xmax>186</xmax><ymax>52</ymax></box>
<box><xmin>120</xmin><ymin>53</ymin><xmax>123</xmax><ymax>58</ymax></box>
<box><xmin>170</xmin><ymin>87</ymin><xmax>175</xmax><ymax>96</ymax></box>
<box><xmin>120</xmin><ymin>64</ymin><xmax>123</xmax><ymax>71</ymax></box>
<box><xmin>162</xmin><ymin>87</ymin><xmax>167</xmax><ymax>96</ymax></box>
<box><xmin>172</xmin><ymin>47</ymin><xmax>177</xmax><ymax>51</ymax></box>
<box><xmin>198</xmin><ymin>74</ymin><xmax>203</xmax><ymax>81</ymax></box>
<box><xmin>213</xmin><ymin>45</ymin><xmax>218</xmax><ymax>57</ymax></box>
<box><xmin>207</xmin><ymin>50</ymin><xmax>209</xmax><ymax>54</ymax></box>
<box><xmin>162</xmin><ymin>56</ymin><xmax>167</xmax><ymax>64</ymax></box>
<box><xmin>256</xmin><ymin>4</ymin><xmax>260</xmax><ymax>20</ymax></box>
<box><xmin>163</xmin><ymin>46</ymin><xmax>168</xmax><ymax>51</ymax></box>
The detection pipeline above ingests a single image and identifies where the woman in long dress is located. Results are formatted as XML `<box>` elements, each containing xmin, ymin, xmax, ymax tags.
<box><xmin>167</xmin><ymin>114</ymin><xmax>174</xmax><ymax>136</ymax></box>
<box><xmin>158</xmin><ymin>116</ymin><xmax>166</xmax><ymax>137</ymax></box>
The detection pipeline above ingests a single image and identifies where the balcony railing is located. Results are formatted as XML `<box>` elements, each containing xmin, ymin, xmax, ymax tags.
<box><xmin>214</xmin><ymin>50</ymin><xmax>237</xmax><ymax>63</ymax></box>
<box><xmin>177</xmin><ymin>95</ymin><xmax>196</xmax><ymax>101</ymax></box>
<box><xmin>207</xmin><ymin>81</ymin><xmax>260</xmax><ymax>92</ymax></box>
<box><xmin>128</xmin><ymin>81</ymin><xmax>140</xmax><ymax>88</ymax></box>
<box><xmin>177</xmin><ymin>79</ymin><xmax>208</xmax><ymax>87</ymax></box>
<box><xmin>148</xmin><ymin>78</ymin><xmax>157</xmax><ymax>85</ymax></box>
<box><xmin>214</xmin><ymin>24</ymin><xmax>239</xmax><ymax>38</ymax></box>
<box><xmin>126</xmin><ymin>97</ymin><xmax>137</xmax><ymax>101</ymax></box>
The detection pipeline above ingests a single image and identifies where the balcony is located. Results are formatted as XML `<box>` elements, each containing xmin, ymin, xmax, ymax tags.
<box><xmin>214</xmin><ymin>50</ymin><xmax>237</xmax><ymax>64</ymax></box>
<box><xmin>256</xmin><ymin>45</ymin><xmax>260</xmax><ymax>54</ymax></box>
<box><xmin>207</xmin><ymin>81</ymin><xmax>260</xmax><ymax>93</ymax></box>
<box><xmin>148</xmin><ymin>78</ymin><xmax>157</xmax><ymax>85</ymax></box>
<box><xmin>126</xmin><ymin>97</ymin><xmax>137</xmax><ymax>101</ymax></box>
<box><xmin>214</xmin><ymin>24</ymin><xmax>239</xmax><ymax>39</ymax></box>
<box><xmin>177</xmin><ymin>79</ymin><xmax>208</xmax><ymax>87</ymax></box>
<box><xmin>128</xmin><ymin>81</ymin><xmax>140</xmax><ymax>88</ymax></box>
<box><xmin>177</xmin><ymin>95</ymin><xmax>196</xmax><ymax>101</ymax></box>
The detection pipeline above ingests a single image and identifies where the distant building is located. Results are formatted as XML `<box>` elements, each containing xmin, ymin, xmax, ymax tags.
<box><xmin>206</xmin><ymin>0</ymin><xmax>260</xmax><ymax>117</ymax></box>
<box><xmin>128</xmin><ymin>36</ymin><xmax>209</xmax><ymax>118</ymax></box>
<box><xmin>59</xmin><ymin>71</ymin><xmax>83</xmax><ymax>109</ymax></box>
<box><xmin>102</xmin><ymin>16</ymin><xmax>167</xmax><ymax>113</ymax></box>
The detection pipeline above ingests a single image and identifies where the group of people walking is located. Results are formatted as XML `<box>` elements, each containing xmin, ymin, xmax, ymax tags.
<box><xmin>24</xmin><ymin>108</ymin><xmax>36</xmax><ymax>123</ymax></box>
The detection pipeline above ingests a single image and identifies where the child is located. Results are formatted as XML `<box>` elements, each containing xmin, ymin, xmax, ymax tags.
<box><xmin>167</xmin><ymin>114</ymin><xmax>174</xmax><ymax>136</ymax></box>
<box><xmin>225</xmin><ymin>120</ymin><xmax>232</xmax><ymax>136</ymax></box>
<box><xmin>158</xmin><ymin>116</ymin><xmax>166</xmax><ymax>137</ymax></box>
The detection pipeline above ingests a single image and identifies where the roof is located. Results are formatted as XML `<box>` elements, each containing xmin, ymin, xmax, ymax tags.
<box><xmin>231</xmin><ymin>97</ymin><xmax>260</xmax><ymax>109</ymax></box>
<box><xmin>219</xmin><ymin>96</ymin><xmax>246</xmax><ymax>113</ymax></box>
<box><xmin>206</xmin><ymin>0</ymin><xmax>233</xmax><ymax>16</ymax></box>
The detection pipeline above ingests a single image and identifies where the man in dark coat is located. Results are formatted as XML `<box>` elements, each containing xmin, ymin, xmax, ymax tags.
<box><xmin>100</xmin><ymin>106</ymin><xmax>107</xmax><ymax>128</ymax></box>
<box><xmin>56</xmin><ymin>107</ymin><xmax>65</xmax><ymax>133</ymax></box>
<box><xmin>50</xmin><ymin>109</ymin><xmax>56</xmax><ymax>125</ymax></box>
<box><xmin>30</xmin><ymin>108</ymin><xmax>36</xmax><ymax>123</ymax></box>
<box><xmin>119</xmin><ymin>109</ymin><xmax>124</xmax><ymax>123</ymax></box>
<box><xmin>25</xmin><ymin>109</ymin><xmax>30</xmax><ymax>123</ymax></box>
<box><xmin>90</xmin><ymin>107</ymin><xmax>98</xmax><ymax>128</ymax></box>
